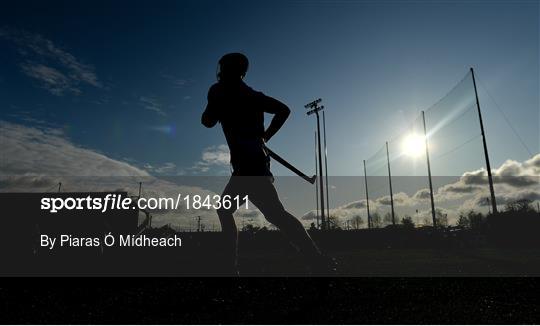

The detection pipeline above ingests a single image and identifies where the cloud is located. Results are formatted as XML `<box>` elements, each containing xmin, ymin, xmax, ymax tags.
<box><xmin>202</xmin><ymin>145</ymin><xmax>230</xmax><ymax>165</ymax></box>
<box><xmin>3</xmin><ymin>118</ymin><xmax>538</xmax><ymax>230</ymax></box>
<box><xmin>191</xmin><ymin>144</ymin><xmax>231</xmax><ymax>173</ymax></box>
<box><xmin>376</xmin><ymin>192</ymin><xmax>414</xmax><ymax>206</ymax></box>
<box><xmin>301</xmin><ymin>210</ymin><xmax>320</xmax><ymax>221</ymax></box>
<box><xmin>139</xmin><ymin>96</ymin><xmax>167</xmax><ymax>116</ymax></box>
<box><xmin>20</xmin><ymin>63</ymin><xmax>79</xmax><ymax>96</ymax></box>
<box><xmin>0</xmin><ymin>120</ymin><xmax>230</xmax><ymax>229</ymax></box>
<box><xmin>434</xmin><ymin>154</ymin><xmax>540</xmax><ymax>203</ymax></box>
<box><xmin>496</xmin><ymin>188</ymin><xmax>540</xmax><ymax>205</ymax></box>
<box><xmin>1</xmin><ymin>27</ymin><xmax>102</xmax><ymax>95</ymax></box>
<box><xmin>0</xmin><ymin>120</ymin><xmax>149</xmax><ymax>178</ymax></box>
<box><xmin>461</xmin><ymin>186</ymin><xmax>540</xmax><ymax>211</ymax></box>
<box><xmin>143</xmin><ymin>162</ymin><xmax>184</xmax><ymax>176</ymax></box>
<box><xmin>343</xmin><ymin>200</ymin><xmax>369</xmax><ymax>210</ymax></box>
<box><xmin>456</xmin><ymin>155</ymin><xmax>540</xmax><ymax>188</ymax></box>
<box><xmin>438</xmin><ymin>182</ymin><xmax>482</xmax><ymax>195</ymax></box>
<box><xmin>302</xmin><ymin>154</ymin><xmax>540</xmax><ymax>227</ymax></box>
<box><xmin>301</xmin><ymin>199</ymin><xmax>377</xmax><ymax>223</ymax></box>
<box><xmin>491</xmin><ymin>156</ymin><xmax>540</xmax><ymax>187</ymax></box>
<box><xmin>235</xmin><ymin>208</ymin><xmax>266</xmax><ymax>226</ymax></box>
<box><xmin>413</xmin><ymin>188</ymin><xmax>431</xmax><ymax>200</ymax></box>
<box><xmin>497</xmin><ymin>155</ymin><xmax>540</xmax><ymax>176</ymax></box>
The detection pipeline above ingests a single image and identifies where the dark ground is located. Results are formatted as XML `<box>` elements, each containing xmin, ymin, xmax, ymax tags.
<box><xmin>2</xmin><ymin>198</ymin><xmax>539</xmax><ymax>323</ymax></box>
<box><xmin>2</xmin><ymin>228</ymin><xmax>540</xmax><ymax>324</ymax></box>
<box><xmin>0</xmin><ymin>278</ymin><xmax>539</xmax><ymax>324</ymax></box>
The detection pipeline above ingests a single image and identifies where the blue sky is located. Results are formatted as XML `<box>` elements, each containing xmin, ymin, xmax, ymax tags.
<box><xmin>1</xmin><ymin>0</ymin><xmax>538</xmax><ymax>177</ymax></box>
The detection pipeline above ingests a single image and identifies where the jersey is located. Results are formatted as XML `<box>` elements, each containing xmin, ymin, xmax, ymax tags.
<box><xmin>203</xmin><ymin>80</ymin><xmax>276</xmax><ymax>176</ymax></box>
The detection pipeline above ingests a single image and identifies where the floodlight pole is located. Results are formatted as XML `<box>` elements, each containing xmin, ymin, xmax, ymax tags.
<box><xmin>315</xmin><ymin>110</ymin><xmax>326</xmax><ymax>230</ymax></box>
<box><xmin>363</xmin><ymin>160</ymin><xmax>372</xmax><ymax>228</ymax></box>
<box><xmin>470</xmin><ymin>67</ymin><xmax>498</xmax><ymax>214</ymax></box>
<box><xmin>323</xmin><ymin>111</ymin><xmax>330</xmax><ymax>220</ymax></box>
<box><xmin>306</xmin><ymin>99</ymin><xmax>326</xmax><ymax>230</ymax></box>
<box><xmin>422</xmin><ymin>111</ymin><xmax>437</xmax><ymax>227</ymax></box>
<box><xmin>315</xmin><ymin>131</ymin><xmax>320</xmax><ymax>229</ymax></box>
<box><xmin>386</xmin><ymin>142</ymin><xmax>396</xmax><ymax>225</ymax></box>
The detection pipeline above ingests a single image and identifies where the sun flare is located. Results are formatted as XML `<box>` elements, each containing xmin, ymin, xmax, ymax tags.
<box><xmin>402</xmin><ymin>133</ymin><xmax>425</xmax><ymax>158</ymax></box>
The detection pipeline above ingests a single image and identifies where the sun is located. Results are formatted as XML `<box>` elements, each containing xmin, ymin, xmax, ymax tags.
<box><xmin>402</xmin><ymin>133</ymin><xmax>425</xmax><ymax>158</ymax></box>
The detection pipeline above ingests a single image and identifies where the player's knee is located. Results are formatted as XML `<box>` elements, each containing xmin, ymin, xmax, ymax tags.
<box><xmin>217</xmin><ymin>208</ymin><xmax>237</xmax><ymax>232</ymax></box>
<box><xmin>217</xmin><ymin>206</ymin><xmax>233</xmax><ymax>217</ymax></box>
<box><xmin>264</xmin><ymin>207</ymin><xmax>289</xmax><ymax>225</ymax></box>
<box><xmin>217</xmin><ymin>207</ymin><xmax>235</xmax><ymax>223</ymax></box>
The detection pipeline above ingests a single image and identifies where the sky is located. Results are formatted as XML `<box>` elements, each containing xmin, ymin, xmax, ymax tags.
<box><xmin>1</xmin><ymin>1</ymin><xmax>539</xmax><ymax>228</ymax></box>
<box><xmin>1</xmin><ymin>0</ymin><xmax>538</xmax><ymax>178</ymax></box>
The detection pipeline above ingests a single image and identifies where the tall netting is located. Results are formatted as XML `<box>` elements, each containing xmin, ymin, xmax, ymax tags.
<box><xmin>364</xmin><ymin>71</ymin><xmax>489</xmax><ymax>227</ymax></box>
<box><xmin>424</xmin><ymin>72</ymin><xmax>484</xmax><ymax>177</ymax></box>
<box><xmin>364</xmin><ymin>144</ymin><xmax>393</xmax><ymax>227</ymax></box>
<box><xmin>422</xmin><ymin>72</ymin><xmax>486</xmax><ymax>225</ymax></box>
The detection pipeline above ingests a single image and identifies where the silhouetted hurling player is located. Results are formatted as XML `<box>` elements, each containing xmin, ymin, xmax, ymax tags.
<box><xmin>202</xmin><ymin>53</ymin><xmax>335</xmax><ymax>275</ymax></box>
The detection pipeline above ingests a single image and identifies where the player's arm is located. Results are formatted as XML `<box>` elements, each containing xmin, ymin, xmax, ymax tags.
<box><xmin>261</xmin><ymin>95</ymin><xmax>291</xmax><ymax>142</ymax></box>
<box><xmin>201</xmin><ymin>85</ymin><xmax>219</xmax><ymax>128</ymax></box>
<box><xmin>202</xmin><ymin>103</ymin><xmax>219</xmax><ymax>128</ymax></box>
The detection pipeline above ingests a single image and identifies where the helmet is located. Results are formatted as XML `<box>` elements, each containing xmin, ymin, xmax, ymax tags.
<box><xmin>217</xmin><ymin>52</ymin><xmax>249</xmax><ymax>81</ymax></box>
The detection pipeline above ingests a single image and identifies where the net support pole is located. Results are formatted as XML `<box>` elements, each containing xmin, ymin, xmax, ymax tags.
<box><xmin>471</xmin><ymin>67</ymin><xmax>498</xmax><ymax>214</ymax></box>
<box><xmin>363</xmin><ymin>160</ymin><xmax>372</xmax><ymax>228</ymax></box>
<box><xmin>386</xmin><ymin>141</ymin><xmax>396</xmax><ymax>225</ymax></box>
<box><xmin>422</xmin><ymin>111</ymin><xmax>437</xmax><ymax>227</ymax></box>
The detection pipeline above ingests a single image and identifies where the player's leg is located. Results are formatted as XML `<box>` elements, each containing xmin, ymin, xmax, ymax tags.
<box><xmin>247</xmin><ymin>176</ymin><xmax>321</xmax><ymax>257</ymax></box>
<box><xmin>215</xmin><ymin>177</ymin><xmax>244</xmax><ymax>274</ymax></box>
